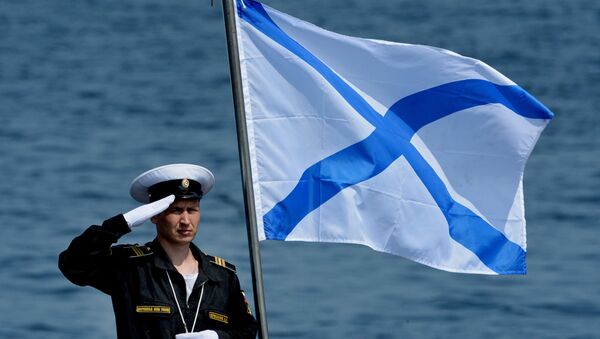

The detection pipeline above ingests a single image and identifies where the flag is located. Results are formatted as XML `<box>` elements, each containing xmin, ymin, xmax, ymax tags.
<box><xmin>233</xmin><ymin>0</ymin><xmax>553</xmax><ymax>274</ymax></box>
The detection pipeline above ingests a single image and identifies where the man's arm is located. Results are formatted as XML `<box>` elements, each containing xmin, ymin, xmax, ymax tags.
<box><xmin>213</xmin><ymin>274</ymin><xmax>259</xmax><ymax>339</ymax></box>
<box><xmin>58</xmin><ymin>214</ymin><xmax>131</xmax><ymax>295</ymax></box>
<box><xmin>58</xmin><ymin>194</ymin><xmax>175</xmax><ymax>294</ymax></box>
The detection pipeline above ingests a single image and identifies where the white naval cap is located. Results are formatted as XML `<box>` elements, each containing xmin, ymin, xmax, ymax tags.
<box><xmin>129</xmin><ymin>164</ymin><xmax>215</xmax><ymax>203</ymax></box>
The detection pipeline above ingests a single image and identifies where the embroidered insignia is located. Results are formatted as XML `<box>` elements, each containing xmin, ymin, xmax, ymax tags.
<box><xmin>136</xmin><ymin>306</ymin><xmax>171</xmax><ymax>314</ymax></box>
<box><xmin>209</xmin><ymin>255</ymin><xmax>236</xmax><ymax>272</ymax></box>
<box><xmin>208</xmin><ymin>311</ymin><xmax>229</xmax><ymax>324</ymax></box>
<box><xmin>127</xmin><ymin>245</ymin><xmax>152</xmax><ymax>258</ymax></box>
<box><xmin>242</xmin><ymin>291</ymin><xmax>253</xmax><ymax>315</ymax></box>
<box><xmin>110</xmin><ymin>244</ymin><xmax>153</xmax><ymax>258</ymax></box>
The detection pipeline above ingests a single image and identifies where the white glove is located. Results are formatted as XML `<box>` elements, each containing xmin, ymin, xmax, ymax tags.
<box><xmin>123</xmin><ymin>194</ymin><xmax>175</xmax><ymax>227</ymax></box>
<box><xmin>175</xmin><ymin>330</ymin><xmax>218</xmax><ymax>339</ymax></box>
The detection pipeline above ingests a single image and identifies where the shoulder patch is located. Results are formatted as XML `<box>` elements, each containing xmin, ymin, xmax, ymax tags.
<box><xmin>242</xmin><ymin>290</ymin><xmax>253</xmax><ymax>315</ymax></box>
<box><xmin>111</xmin><ymin>244</ymin><xmax>153</xmax><ymax>259</ymax></box>
<box><xmin>208</xmin><ymin>255</ymin><xmax>236</xmax><ymax>273</ymax></box>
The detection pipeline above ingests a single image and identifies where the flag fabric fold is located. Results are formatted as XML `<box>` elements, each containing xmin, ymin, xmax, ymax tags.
<box><xmin>233</xmin><ymin>0</ymin><xmax>553</xmax><ymax>274</ymax></box>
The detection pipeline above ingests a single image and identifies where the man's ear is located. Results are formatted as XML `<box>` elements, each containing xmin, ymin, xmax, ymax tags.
<box><xmin>150</xmin><ymin>215</ymin><xmax>159</xmax><ymax>225</ymax></box>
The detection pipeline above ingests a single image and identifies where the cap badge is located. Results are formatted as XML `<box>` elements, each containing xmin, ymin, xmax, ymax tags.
<box><xmin>181</xmin><ymin>178</ymin><xmax>190</xmax><ymax>189</ymax></box>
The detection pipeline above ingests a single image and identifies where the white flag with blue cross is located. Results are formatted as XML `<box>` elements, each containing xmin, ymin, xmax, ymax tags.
<box><xmin>234</xmin><ymin>0</ymin><xmax>553</xmax><ymax>274</ymax></box>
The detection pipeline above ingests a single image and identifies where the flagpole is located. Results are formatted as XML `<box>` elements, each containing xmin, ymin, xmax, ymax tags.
<box><xmin>221</xmin><ymin>0</ymin><xmax>269</xmax><ymax>338</ymax></box>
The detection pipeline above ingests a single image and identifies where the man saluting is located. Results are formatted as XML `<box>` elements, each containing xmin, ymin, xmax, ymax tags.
<box><xmin>59</xmin><ymin>164</ymin><xmax>258</xmax><ymax>339</ymax></box>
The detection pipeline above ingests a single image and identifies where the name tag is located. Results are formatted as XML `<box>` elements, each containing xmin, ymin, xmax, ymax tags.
<box><xmin>136</xmin><ymin>306</ymin><xmax>171</xmax><ymax>314</ymax></box>
<box><xmin>208</xmin><ymin>311</ymin><xmax>229</xmax><ymax>324</ymax></box>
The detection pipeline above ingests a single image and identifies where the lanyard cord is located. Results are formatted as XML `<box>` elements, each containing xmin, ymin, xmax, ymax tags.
<box><xmin>166</xmin><ymin>271</ymin><xmax>205</xmax><ymax>333</ymax></box>
<box><xmin>191</xmin><ymin>281</ymin><xmax>204</xmax><ymax>333</ymax></box>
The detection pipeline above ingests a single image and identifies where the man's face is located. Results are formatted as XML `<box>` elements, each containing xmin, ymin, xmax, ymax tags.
<box><xmin>151</xmin><ymin>199</ymin><xmax>200</xmax><ymax>246</ymax></box>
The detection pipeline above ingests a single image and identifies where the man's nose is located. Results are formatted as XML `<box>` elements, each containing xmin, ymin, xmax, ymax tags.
<box><xmin>180</xmin><ymin>211</ymin><xmax>191</xmax><ymax>224</ymax></box>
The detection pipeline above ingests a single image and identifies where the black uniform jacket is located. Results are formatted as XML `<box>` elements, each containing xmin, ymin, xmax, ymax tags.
<box><xmin>59</xmin><ymin>215</ymin><xmax>257</xmax><ymax>339</ymax></box>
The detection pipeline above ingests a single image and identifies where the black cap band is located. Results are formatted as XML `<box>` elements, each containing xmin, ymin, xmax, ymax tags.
<box><xmin>147</xmin><ymin>179</ymin><xmax>203</xmax><ymax>202</ymax></box>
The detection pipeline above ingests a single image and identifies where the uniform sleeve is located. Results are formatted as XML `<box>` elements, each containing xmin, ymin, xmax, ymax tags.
<box><xmin>214</xmin><ymin>274</ymin><xmax>259</xmax><ymax>339</ymax></box>
<box><xmin>58</xmin><ymin>214</ymin><xmax>131</xmax><ymax>295</ymax></box>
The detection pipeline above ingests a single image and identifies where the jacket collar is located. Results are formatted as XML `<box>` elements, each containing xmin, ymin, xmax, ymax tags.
<box><xmin>148</xmin><ymin>238</ymin><xmax>223</xmax><ymax>282</ymax></box>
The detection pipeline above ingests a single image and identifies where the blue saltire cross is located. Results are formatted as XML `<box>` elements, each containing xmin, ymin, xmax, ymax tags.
<box><xmin>238</xmin><ymin>0</ymin><xmax>553</xmax><ymax>274</ymax></box>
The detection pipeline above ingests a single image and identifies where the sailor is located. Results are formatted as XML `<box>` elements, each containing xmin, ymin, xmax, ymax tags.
<box><xmin>59</xmin><ymin>164</ymin><xmax>258</xmax><ymax>339</ymax></box>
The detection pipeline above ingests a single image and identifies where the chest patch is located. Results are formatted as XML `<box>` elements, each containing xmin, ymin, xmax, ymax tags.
<box><xmin>136</xmin><ymin>306</ymin><xmax>171</xmax><ymax>314</ymax></box>
<box><xmin>208</xmin><ymin>311</ymin><xmax>229</xmax><ymax>324</ymax></box>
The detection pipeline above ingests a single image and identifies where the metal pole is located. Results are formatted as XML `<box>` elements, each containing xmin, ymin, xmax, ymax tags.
<box><xmin>221</xmin><ymin>0</ymin><xmax>269</xmax><ymax>338</ymax></box>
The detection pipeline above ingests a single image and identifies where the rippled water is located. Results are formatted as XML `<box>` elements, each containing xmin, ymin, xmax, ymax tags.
<box><xmin>1</xmin><ymin>0</ymin><xmax>598</xmax><ymax>338</ymax></box>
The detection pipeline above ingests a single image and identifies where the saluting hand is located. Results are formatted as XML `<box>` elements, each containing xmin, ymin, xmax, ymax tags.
<box><xmin>123</xmin><ymin>194</ymin><xmax>175</xmax><ymax>227</ymax></box>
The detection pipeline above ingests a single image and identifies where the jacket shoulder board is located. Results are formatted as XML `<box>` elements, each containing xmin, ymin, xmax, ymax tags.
<box><xmin>208</xmin><ymin>255</ymin><xmax>236</xmax><ymax>273</ymax></box>
<box><xmin>110</xmin><ymin>244</ymin><xmax>153</xmax><ymax>259</ymax></box>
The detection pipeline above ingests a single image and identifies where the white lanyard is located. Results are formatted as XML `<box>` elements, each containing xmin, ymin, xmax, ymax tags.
<box><xmin>166</xmin><ymin>271</ymin><xmax>205</xmax><ymax>333</ymax></box>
